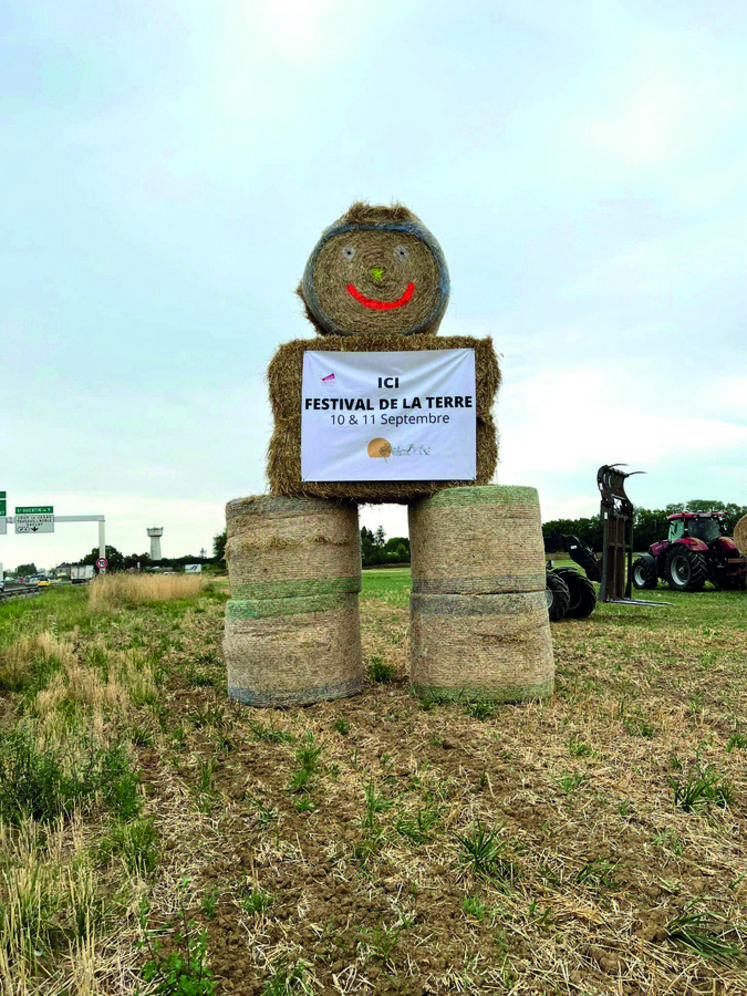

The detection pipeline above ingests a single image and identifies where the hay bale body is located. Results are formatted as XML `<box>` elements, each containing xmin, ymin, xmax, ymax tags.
<box><xmin>734</xmin><ymin>514</ymin><xmax>747</xmax><ymax>555</ymax></box>
<box><xmin>408</xmin><ymin>485</ymin><xmax>553</xmax><ymax>703</ymax></box>
<box><xmin>408</xmin><ymin>485</ymin><xmax>546</xmax><ymax>594</ymax></box>
<box><xmin>225</xmin><ymin>495</ymin><xmax>361</xmax><ymax>599</ymax></box>
<box><xmin>225</xmin><ymin>593</ymin><xmax>362</xmax><ymax>707</ymax></box>
<box><xmin>223</xmin><ymin>495</ymin><xmax>363</xmax><ymax>706</ymax></box>
<box><xmin>409</xmin><ymin>591</ymin><xmax>554</xmax><ymax>702</ymax></box>
<box><xmin>267</xmin><ymin>334</ymin><xmax>500</xmax><ymax>503</ymax></box>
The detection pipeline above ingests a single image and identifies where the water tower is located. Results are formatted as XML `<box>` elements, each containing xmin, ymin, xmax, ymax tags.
<box><xmin>147</xmin><ymin>527</ymin><xmax>164</xmax><ymax>560</ymax></box>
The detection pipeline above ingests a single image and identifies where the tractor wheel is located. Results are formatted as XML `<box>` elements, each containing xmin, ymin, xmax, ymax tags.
<box><xmin>554</xmin><ymin>568</ymin><xmax>597</xmax><ymax>618</ymax></box>
<box><xmin>546</xmin><ymin>571</ymin><xmax>570</xmax><ymax>621</ymax></box>
<box><xmin>631</xmin><ymin>555</ymin><xmax>658</xmax><ymax>590</ymax></box>
<box><xmin>665</xmin><ymin>546</ymin><xmax>707</xmax><ymax>592</ymax></box>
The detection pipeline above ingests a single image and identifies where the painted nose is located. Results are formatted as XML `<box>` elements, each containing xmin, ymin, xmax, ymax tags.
<box><xmin>370</xmin><ymin>266</ymin><xmax>385</xmax><ymax>282</ymax></box>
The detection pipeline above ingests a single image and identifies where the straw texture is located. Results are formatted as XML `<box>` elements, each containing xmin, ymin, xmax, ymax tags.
<box><xmin>299</xmin><ymin>202</ymin><xmax>449</xmax><ymax>338</ymax></box>
<box><xmin>409</xmin><ymin>486</ymin><xmax>546</xmax><ymax>595</ymax></box>
<box><xmin>224</xmin><ymin>592</ymin><xmax>362</xmax><ymax>707</ymax></box>
<box><xmin>266</xmin><ymin>334</ymin><xmax>499</xmax><ymax>503</ymax></box>
<box><xmin>409</xmin><ymin>591</ymin><xmax>554</xmax><ymax>703</ymax></box>
<box><xmin>225</xmin><ymin>495</ymin><xmax>361</xmax><ymax>598</ymax></box>
<box><xmin>734</xmin><ymin>514</ymin><xmax>747</xmax><ymax>554</ymax></box>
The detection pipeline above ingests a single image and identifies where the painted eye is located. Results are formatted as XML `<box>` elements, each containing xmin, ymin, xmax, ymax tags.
<box><xmin>393</xmin><ymin>244</ymin><xmax>409</xmax><ymax>262</ymax></box>
<box><xmin>341</xmin><ymin>246</ymin><xmax>356</xmax><ymax>261</ymax></box>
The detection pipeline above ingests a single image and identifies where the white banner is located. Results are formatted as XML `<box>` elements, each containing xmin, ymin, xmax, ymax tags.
<box><xmin>301</xmin><ymin>349</ymin><xmax>476</xmax><ymax>482</ymax></box>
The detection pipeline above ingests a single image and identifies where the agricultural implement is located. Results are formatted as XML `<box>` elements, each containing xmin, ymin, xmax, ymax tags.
<box><xmin>545</xmin><ymin>534</ymin><xmax>599</xmax><ymax>621</ymax></box>
<box><xmin>545</xmin><ymin>463</ymin><xmax>662</xmax><ymax>619</ymax></box>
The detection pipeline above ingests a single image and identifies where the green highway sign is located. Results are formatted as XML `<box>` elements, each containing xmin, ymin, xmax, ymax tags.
<box><xmin>0</xmin><ymin>491</ymin><xmax>5</xmax><ymax>517</ymax></box>
<box><xmin>15</xmin><ymin>505</ymin><xmax>53</xmax><ymax>514</ymax></box>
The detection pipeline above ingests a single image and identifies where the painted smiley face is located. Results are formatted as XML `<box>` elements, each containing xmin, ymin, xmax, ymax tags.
<box><xmin>302</xmin><ymin>223</ymin><xmax>449</xmax><ymax>337</ymax></box>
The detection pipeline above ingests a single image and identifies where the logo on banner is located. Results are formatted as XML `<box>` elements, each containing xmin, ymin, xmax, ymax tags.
<box><xmin>367</xmin><ymin>438</ymin><xmax>392</xmax><ymax>458</ymax></box>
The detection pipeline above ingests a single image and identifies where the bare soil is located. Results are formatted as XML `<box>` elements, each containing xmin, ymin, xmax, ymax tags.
<box><xmin>132</xmin><ymin>586</ymin><xmax>747</xmax><ymax>995</ymax></box>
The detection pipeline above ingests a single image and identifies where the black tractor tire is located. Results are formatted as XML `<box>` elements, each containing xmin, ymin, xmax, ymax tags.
<box><xmin>631</xmin><ymin>555</ymin><xmax>658</xmax><ymax>590</ymax></box>
<box><xmin>546</xmin><ymin>571</ymin><xmax>571</xmax><ymax>621</ymax></box>
<box><xmin>665</xmin><ymin>546</ymin><xmax>707</xmax><ymax>592</ymax></box>
<box><xmin>554</xmin><ymin>568</ymin><xmax>597</xmax><ymax>618</ymax></box>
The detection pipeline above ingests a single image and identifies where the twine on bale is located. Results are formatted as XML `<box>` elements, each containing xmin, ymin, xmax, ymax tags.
<box><xmin>225</xmin><ymin>495</ymin><xmax>361</xmax><ymax>596</ymax></box>
<box><xmin>409</xmin><ymin>485</ymin><xmax>546</xmax><ymax>595</ymax></box>
<box><xmin>299</xmin><ymin>202</ymin><xmax>450</xmax><ymax>338</ymax></box>
<box><xmin>226</xmin><ymin>592</ymin><xmax>355</xmax><ymax>618</ymax></box>
<box><xmin>409</xmin><ymin>591</ymin><xmax>554</xmax><ymax>703</ymax></box>
<box><xmin>224</xmin><ymin>592</ymin><xmax>362</xmax><ymax>707</ymax></box>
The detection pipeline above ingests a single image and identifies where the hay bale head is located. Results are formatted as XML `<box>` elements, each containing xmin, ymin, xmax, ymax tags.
<box><xmin>300</xmin><ymin>202</ymin><xmax>450</xmax><ymax>338</ymax></box>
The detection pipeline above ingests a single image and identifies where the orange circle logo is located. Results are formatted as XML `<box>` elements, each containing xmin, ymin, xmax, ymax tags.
<box><xmin>367</xmin><ymin>437</ymin><xmax>392</xmax><ymax>458</ymax></box>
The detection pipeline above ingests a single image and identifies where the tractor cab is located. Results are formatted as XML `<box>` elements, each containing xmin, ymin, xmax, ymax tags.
<box><xmin>667</xmin><ymin>512</ymin><xmax>724</xmax><ymax>546</ymax></box>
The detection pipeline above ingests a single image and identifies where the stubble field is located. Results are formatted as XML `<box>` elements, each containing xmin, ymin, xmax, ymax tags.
<box><xmin>1</xmin><ymin>570</ymin><xmax>746</xmax><ymax>995</ymax></box>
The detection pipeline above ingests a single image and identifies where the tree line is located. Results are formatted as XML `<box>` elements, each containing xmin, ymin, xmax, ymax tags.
<box><xmin>48</xmin><ymin>497</ymin><xmax>740</xmax><ymax>577</ymax></box>
<box><xmin>543</xmin><ymin>500</ymin><xmax>747</xmax><ymax>554</ymax></box>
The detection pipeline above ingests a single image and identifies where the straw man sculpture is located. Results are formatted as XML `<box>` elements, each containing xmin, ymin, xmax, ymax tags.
<box><xmin>224</xmin><ymin>203</ymin><xmax>553</xmax><ymax>706</ymax></box>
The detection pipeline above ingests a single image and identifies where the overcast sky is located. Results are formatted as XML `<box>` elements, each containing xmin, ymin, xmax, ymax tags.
<box><xmin>2</xmin><ymin>0</ymin><xmax>746</xmax><ymax>571</ymax></box>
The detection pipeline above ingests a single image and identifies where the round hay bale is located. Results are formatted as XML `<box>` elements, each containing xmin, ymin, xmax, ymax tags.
<box><xmin>225</xmin><ymin>593</ymin><xmax>362</xmax><ymax>707</ymax></box>
<box><xmin>225</xmin><ymin>495</ymin><xmax>361</xmax><ymax>599</ymax></box>
<box><xmin>409</xmin><ymin>485</ymin><xmax>546</xmax><ymax>595</ymax></box>
<box><xmin>734</xmin><ymin>514</ymin><xmax>747</xmax><ymax>554</ymax></box>
<box><xmin>299</xmin><ymin>203</ymin><xmax>450</xmax><ymax>338</ymax></box>
<box><xmin>409</xmin><ymin>591</ymin><xmax>554</xmax><ymax>703</ymax></box>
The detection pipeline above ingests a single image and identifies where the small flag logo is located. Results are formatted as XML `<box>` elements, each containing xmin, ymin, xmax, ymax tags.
<box><xmin>322</xmin><ymin>373</ymin><xmax>335</xmax><ymax>382</ymax></box>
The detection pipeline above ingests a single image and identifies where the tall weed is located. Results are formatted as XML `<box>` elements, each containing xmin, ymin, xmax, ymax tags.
<box><xmin>89</xmin><ymin>573</ymin><xmax>205</xmax><ymax>610</ymax></box>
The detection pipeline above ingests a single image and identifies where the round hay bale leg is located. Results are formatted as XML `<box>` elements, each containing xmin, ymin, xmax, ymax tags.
<box><xmin>409</xmin><ymin>591</ymin><xmax>553</xmax><ymax>703</ymax></box>
<box><xmin>225</xmin><ymin>495</ymin><xmax>361</xmax><ymax>599</ymax></box>
<box><xmin>225</xmin><ymin>594</ymin><xmax>362</xmax><ymax>707</ymax></box>
<box><xmin>408</xmin><ymin>485</ymin><xmax>554</xmax><ymax>702</ymax></box>
<box><xmin>223</xmin><ymin>495</ymin><xmax>363</xmax><ymax>706</ymax></box>
<box><xmin>408</xmin><ymin>485</ymin><xmax>547</xmax><ymax>595</ymax></box>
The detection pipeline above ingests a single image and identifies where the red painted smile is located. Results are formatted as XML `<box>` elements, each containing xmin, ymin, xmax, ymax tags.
<box><xmin>346</xmin><ymin>282</ymin><xmax>415</xmax><ymax>310</ymax></box>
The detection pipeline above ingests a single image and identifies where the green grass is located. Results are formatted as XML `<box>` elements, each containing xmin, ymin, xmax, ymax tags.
<box><xmin>360</xmin><ymin>566</ymin><xmax>411</xmax><ymax>606</ymax></box>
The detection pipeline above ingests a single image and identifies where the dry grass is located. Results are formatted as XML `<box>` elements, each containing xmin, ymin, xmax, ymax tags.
<box><xmin>88</xmin><ymin>572</ymin><xmax>206</xmax><ymax>610</ymax></box>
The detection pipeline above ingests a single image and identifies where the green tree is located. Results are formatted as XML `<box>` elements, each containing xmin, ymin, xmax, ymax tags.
<box><xmin>632</xmin><ymin>507</ymin><xmax>669</xmax><ymax>552</ymax></box>
<box><xmin>213</xmin><ymin>530</ymin><xmax>227</xmax><ymax>564</ymax></box>
<box><xmin>124</xmin><ymin>552</ymin><xmax>152</xmax><ymax>570</ymax></box>
<box><xmin>15</xmin><ymin>562</ymin><xmax>37</xmax><ymax>576</ymax></box>
<box><xmin>384</xmin><ymin>536</ymin><xmax>410</xmax><ymax>563</ymax></box>
<box><xmin>80</xmin><ymin>545</ymin><xmax>125</xmax><ymax>572</ymax></box>
<box><xmin>542</xmin><ymin>516</ymin><xmax>602</xmax><ymax>553</ymax></box>
<box><xmin>360</xmin><ymin>526</ymin><xmax>380</xmax><ymax>567</ymax></box>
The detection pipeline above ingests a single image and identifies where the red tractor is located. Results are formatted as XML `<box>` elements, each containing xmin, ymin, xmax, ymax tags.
<box><xmin>632</xmin><ymin>511</ymin><xmax>747</xmax><ymax>592</ymax></box>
